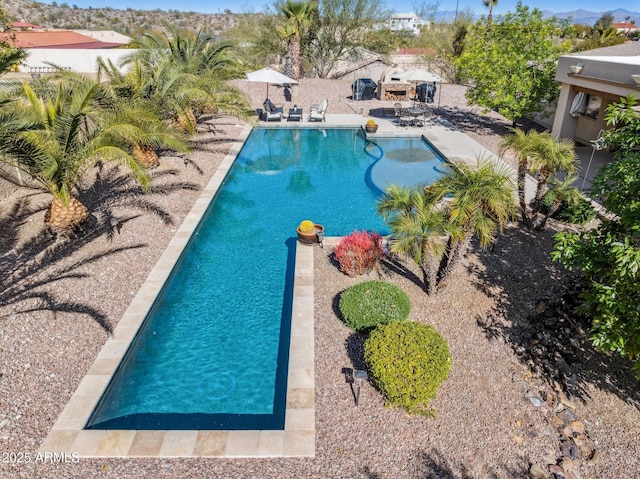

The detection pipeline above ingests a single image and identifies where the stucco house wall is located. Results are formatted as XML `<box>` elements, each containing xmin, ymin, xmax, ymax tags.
<box><xmin>551</xmin><ymin>43</ymin><xmax>640</xmax><ymax>145</ymax></box>
<box><xmin>19</xmin><ymin>48</ymin><xmax>134</xmax><ymax>74</ymax></box>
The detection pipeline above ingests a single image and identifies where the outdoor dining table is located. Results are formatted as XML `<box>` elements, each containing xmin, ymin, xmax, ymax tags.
<box><xmin>404</xmin><ymin>107</ymin><xmax>425</xmax><ymax>126</ymax></box>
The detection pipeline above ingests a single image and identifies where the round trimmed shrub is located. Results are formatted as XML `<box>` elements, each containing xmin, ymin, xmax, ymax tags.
<box><xmin>365</xmin><ymin>321</ymin><xmax>451</xmax><ymax>416</ymax></box>
<box><xmin>338</xmin><ymin>280</ymin><xmax>410</xmax><ymax>331</ymax></box>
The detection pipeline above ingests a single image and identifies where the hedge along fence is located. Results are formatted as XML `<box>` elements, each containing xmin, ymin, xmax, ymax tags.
<box><xmin>338</xmin><ymin>280</ymin><xmax>411</xmax><ymax>332</ymax></box>
<box><xmin>365</xmin><ymin>321</ymin><xmax>451</xmax><ymax>416</ymax></box>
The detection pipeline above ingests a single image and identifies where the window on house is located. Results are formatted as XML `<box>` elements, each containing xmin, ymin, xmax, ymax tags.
<box><xmin>584</xmin><ymin>95</ymin><xmax>602</xmax><ymax>119</ymax></box>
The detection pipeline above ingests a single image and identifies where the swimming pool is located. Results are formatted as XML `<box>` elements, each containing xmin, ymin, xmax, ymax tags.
<box><xmin>87</xmin><ymin>128</ymin><xmax>447</xmax><ymax>430</ymax></box>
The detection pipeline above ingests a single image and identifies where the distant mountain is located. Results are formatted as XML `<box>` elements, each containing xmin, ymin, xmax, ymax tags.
<box><xmin>2</xmin><ymin>0</ymin><xmax>638</xmax><ymax>34</ymax></box>
<box><xmin>433</xmin><ymin>7</ymin><xmax>639</xmax><ymax>24</ymax></box>
<box><xmin>542</xmin><ymin>8</ymin><xmax>640</xmax><ymax>24</ymax></box>
<box><xmin>1</xmin><ymin>0</ymin><xmax>241</xmax><ymax>35</ymax></box>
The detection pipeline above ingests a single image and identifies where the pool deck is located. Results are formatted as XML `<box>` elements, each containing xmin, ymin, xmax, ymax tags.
<box><xmin>41</xmin><ymin>113</ymin><xmax>528</xmax><ymax>459</ymax></box>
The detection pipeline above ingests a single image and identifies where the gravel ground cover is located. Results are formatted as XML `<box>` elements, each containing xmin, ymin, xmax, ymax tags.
<box><xmin>1</xmin><ymin>80</ymin><xmax>638</xmax><ymax>478</ymax></box>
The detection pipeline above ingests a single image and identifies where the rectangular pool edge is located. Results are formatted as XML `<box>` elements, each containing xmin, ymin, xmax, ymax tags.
<box><xmin>39</xmin><ymin>125</ymin><xmax>316</xmax><ymax>458</ymax></box>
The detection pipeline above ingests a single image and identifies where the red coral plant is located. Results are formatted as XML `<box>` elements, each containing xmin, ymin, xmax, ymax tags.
<box><xmin>333</xmin><ymin>230</ymin><xmax>385</xmax><ymax>277</ymax></box>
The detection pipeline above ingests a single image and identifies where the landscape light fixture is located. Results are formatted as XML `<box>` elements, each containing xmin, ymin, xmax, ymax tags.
<box><xmin>570</xmin><ymin>62</ymin><xmax>584</xmax><ymax>74</ymax></box>
<box><xmin>316</xmin><ymin>229</ymin><xmax>324</xmax><ymax>248</ymax></box>
<box><xmin>353</xmin><ymin>369</ymin><xmax>368</xmax><ymax>407</ymax></box>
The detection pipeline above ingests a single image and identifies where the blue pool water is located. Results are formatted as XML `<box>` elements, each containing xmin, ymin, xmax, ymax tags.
<box><xmin>87</xmin><ymin>128</ymin><xmax>446</xmax><ymax>430</ymax></box>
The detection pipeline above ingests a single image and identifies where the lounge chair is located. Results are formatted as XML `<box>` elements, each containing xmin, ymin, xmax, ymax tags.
<box><xmin>308</xmin><ymin>99</ymin><xmax>328</xmax><ymax>122</ymax></box>
<box><xmin>262</xmin><ymin>99</ymin><xmax>283</xmax><ymax>122</ymax></box>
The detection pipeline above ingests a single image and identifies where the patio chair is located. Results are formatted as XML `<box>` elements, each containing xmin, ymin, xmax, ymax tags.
<box><xmin>417</xmin><ymin>103</ymin><xmax>433</xmax><ymax>127</ymax></box>
<box><xmin>262</xmin><ymin>99</ymin><xmax>283</xmax><ymax>122</ymax></box>
<box><xmin>308</xmin><ymin>99</ymin><xmax>328</xmax><ymax>122</ymax></box>
<box><xmin>393</xmin><ymin>102</ymin><xmax>411</xmax><ymax>127</ymax></box>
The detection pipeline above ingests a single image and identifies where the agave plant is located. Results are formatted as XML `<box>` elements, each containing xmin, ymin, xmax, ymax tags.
<box><xmin>0</xmin><ymin>77</ymin><xmax>179</xmax><ymax>234</ymax></box>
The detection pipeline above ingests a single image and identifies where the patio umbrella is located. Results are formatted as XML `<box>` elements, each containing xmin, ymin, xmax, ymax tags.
<box><xmin>396</xmin><ymin>69</ymin><xmax>444</xmax><ymax>108</ymax></box>
<box><xmin>246</xmin><ymin>67</ymin><xmax>298</xmax><ymax>100</ymax></box>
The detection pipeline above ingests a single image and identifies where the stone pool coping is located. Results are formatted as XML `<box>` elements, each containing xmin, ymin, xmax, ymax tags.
<box><xmin>40</xmin><ymin>125</ymin><xmax>315</xmax><ymax>458</ymax></box>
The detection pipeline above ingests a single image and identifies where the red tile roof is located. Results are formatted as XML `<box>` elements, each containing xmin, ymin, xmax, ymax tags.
<box><xmin>11</xmin><ymin>21</ymin><xmax>42</xmax><ymax>29</ymax></box>
<box><xmin>0</xmin><ymin>31</ymin><xmax>127</xmax><ymax>49</ymax></box>
<box><xmin>612</xmin><ymin>22</ymin><xmax>638</xmax><ymax>30</ymax></box>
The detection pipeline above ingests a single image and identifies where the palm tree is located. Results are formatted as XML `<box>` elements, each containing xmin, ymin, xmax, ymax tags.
<box><xmin>120</xmin><ymin>28</ymin><xmax>250</xmax><ymax>132</ymax></box>
<box><xmin>528</xmin><ymin>132</ymin><xmax>578</xmax><ymax>224</ymax></box>
<box><xmin>0</xmin><ymin>79</ymin><xmax>158</xmax><ymax>234</ymax></box>
<box><xmin>128</xmin><ymin>26</ymin><xmax>244</xmax><ymax>79</ymax></box>
<box><xmin>279</xmin><ymin>0</ymin><xmax>316</xmax><ymax>80</ymax></box>
<box><xmin>425</xmin><ymin>160</ymin><xmax>516</xmax><ymax>283</ymax></box>
<box><xmin>49</xmin><ymin>64</ymin><xmax>192</xmax><ymax>170</ymax></box>
<box><xmin>0</xmin><ymin>48</ymin><xmax>27</xmax><ymax>76</ymax></box>
<box><xmin>534</xmin><ymin>175</ymin><xmax>582</xmax><ymax>230</ymax></box>
<box><xmin>483</xmin><ymin>0</ymin><xmax>498</xmax><ymax>25</ymax></box>
<box><xmin>377</xmin><ymin>186</ymin><xmax>448</xmax><ymax>295</ymax></box>
<box><xmin>499</xmin><ymin>127</ymin><xmax>538</xmax><ymax>226</ymax></box>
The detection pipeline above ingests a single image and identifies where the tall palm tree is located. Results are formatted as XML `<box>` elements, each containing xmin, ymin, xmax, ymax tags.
<box><xmin>499</xmin><ymin>127</ymin><xmax>538</xmax><ymax>226</ymax></box>
<box><xmin>483</xmin><ymin>0</ymin><xmax>498</xmax><ymax>25</ymax></box>
<box><xmin>425</xmin><ymin>160</ymin><xmax>516</xmax><ymax>282</ymax></box>
<box><xmin>377</xmin><ymin>186</ymin><xmax>448</xmax><ymax>295</ymax></box>
<box><xmin>279</xmin><ymin>0</ymin><xmax>316</xmax><ymax>80</ymax></box>
<box><xmin>0</xmin><ymin>79</ymin><xmax>161</xmax><ymax>234</ymax></box>
<box><xmin>528</xmin><ymin>132</ymin><xmax>578</xmax><ymax>224</ymax></box>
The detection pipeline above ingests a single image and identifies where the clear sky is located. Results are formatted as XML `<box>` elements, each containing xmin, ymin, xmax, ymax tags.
<box><xmin>49</xmin><ymin>0</ymin><xmax>639</xmax><ymax>16</ymax></box>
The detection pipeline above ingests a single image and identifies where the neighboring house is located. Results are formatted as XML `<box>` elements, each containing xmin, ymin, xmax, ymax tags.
<box><xmin>0</xmin><ymin>30</ymin><xmax>129</xmax><ymax>49</ymax></box>
<box><xmin>612</xmin><ymin>21</ymin><xmax>638</xmax><ymax>36</ymax></box>
<box><xmin>387</xmin><ymin>13</ymin><xmax>428</xmax><ymax>36</ymax></box>
<box><xmin>74</xmin><ymin>30</ymin><xmax>132</xmax><ymax>45</ymax></box>
<box><xmin>551</xmin><ymin>43</ymin><xmax>640</xmax><ymax>145</ymax></box>
<box><xmin>0</xmin><ymin>29</ymin><xmax>132</xmax><ymax>74</ymax></box>
<box><xmin>391</xmin><ymin>49</ymin><xmax>438</xmax><ymax>72</ymax></box>
<box><xmin>327</xmin><ymin>47</ymin><xmax>390</xmax><ymax>81</ymax></box>
<box><xmin>11</xmin><ymin>21</ymin><xmax>42</xmax><ymax>30</ymax></box>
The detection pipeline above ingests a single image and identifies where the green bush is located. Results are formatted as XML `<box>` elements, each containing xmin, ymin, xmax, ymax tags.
<box><xmin>365</xmin><ymin>321</ymin><xmax>451</xmax><ymax>416</ymax></box>
<box><xmin>542</xmin><ymin>190</ymin><xmax>596</xmax><ymax>225</ymax></box>
<box><xmin>338</xmin><ymin>280</ymin><xmax>410</xmax><ymax>332</ymax></box>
